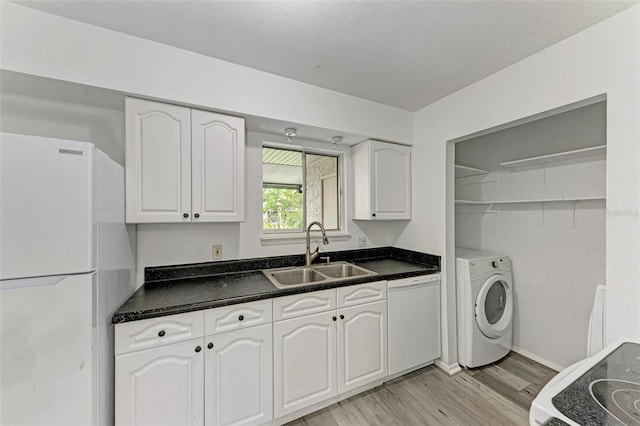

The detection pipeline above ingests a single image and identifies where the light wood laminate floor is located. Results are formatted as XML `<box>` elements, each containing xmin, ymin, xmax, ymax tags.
<box><xmin>285</xmin><ymin>352</ymin><xmax>557</xmax><ymax>426</ymax></box>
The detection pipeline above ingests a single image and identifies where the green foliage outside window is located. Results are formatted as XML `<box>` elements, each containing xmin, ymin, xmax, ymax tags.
<box><xmin>262</xmin><ymin>187</ymin><xmax>303</xmax><ymax>230</ymax></box>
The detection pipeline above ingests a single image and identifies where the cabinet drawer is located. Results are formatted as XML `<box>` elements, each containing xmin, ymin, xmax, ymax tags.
<box><xmin>273</xmin><ymin>288</ymin><xmax>337</xmax><ymax>321</ymax></box>
<box><xmin>115</xmin><ymin>310</ymin><xmax>204</xmax><ymax>355</ymax></box>
<box><xmin>337</xmin><ymin>281</ymin><xmax>386</xmax><ymax>308</ymax></box>
<box><xmin>205</xmin><ymin>299</ymin><xmax>272</xmax><ymax>335</ymax></box>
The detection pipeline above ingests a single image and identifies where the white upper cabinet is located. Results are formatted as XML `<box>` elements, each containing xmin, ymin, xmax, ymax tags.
<box><xmin>125</xmin><ymin>97</ymin><xmax>245</xmax><ymax>223</ymax></box>
<box><xmin>352</xmin><ymin>140</ymin><xmax>411</xmax><ymax>220</ymax></box>
<box><xmin>191</xmin><ymin>109</ymin><xmax>245</xmax><ymax>222</ymax></box>
<box><xmin>125</xmin><ymin>98</ymin><xmax>191</xmax><ymax>223</ymax></box>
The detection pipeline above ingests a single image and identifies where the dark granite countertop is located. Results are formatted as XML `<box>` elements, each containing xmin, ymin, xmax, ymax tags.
<box><xmin>112</xmin><ymin>247</ymin><xmax>440</xmax><ymax>324</ymax></box>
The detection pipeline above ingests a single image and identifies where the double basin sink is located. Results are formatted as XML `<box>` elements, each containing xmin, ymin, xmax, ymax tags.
<box><xmin>263</xmin><ymin>262</ymin><xmax>377</xmax><ymax>289</ymax></box>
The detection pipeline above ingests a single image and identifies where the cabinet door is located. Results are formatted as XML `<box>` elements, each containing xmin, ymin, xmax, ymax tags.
<box><xmin>273</xmin><ymin>312</ymin><xmax>337</xmax><ymax>418</ymax></box>
<box><xmin>125</xmin><ymin>97</ymin><xmax>191</xmax><ymax>223</ymax></box>
<box><xmin>205</xmin><ymin>325</ymin><xmax>272</xmax><ymax>426</ymax></box>
<box><xmin>191</xmin><ymin>110</ymin><xmax>245</xmax><ymax>222</ymax></box>
<box><xmin>371</xmin><ymin>141</ymin><xmax>411</xmax><ymax>220</ymax></box>
<box><xmin>115</xmin><ymin>338</ymin><xmax>204</xmax><ymax>426</ymax></box>
<box><xmin>338</xmin><ymin>301</ymin><xmax>387</xmax><ymax>394</ymax></box>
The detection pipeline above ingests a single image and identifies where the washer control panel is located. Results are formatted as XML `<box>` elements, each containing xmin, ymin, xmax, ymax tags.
<box><xmin>468</xmin><ymin>257</ymin><xmax>511</xmax><ymax>279</ymax></box>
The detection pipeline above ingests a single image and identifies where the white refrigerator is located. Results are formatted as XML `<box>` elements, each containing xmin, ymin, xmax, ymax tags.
<box><xmin>0</xmin><ymin>133</ymin><xmax>135</xmax><ymax>425</ymax></box>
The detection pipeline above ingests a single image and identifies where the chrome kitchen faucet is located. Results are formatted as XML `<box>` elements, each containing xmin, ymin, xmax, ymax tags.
<box><xmin>305</xmin><ymin>221</ymin><xmax>329</xmax><ymax>266</ymax></box>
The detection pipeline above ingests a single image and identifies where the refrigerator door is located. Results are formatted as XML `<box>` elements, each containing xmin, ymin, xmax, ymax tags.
<box><xmin>0</xmin><ymin>273</ymin><xmax>95</xmax><ymax>425</ymax></box>
<box><xmin>0</xmin><ymin>133</ymin><xmax>94</xmax><ymax>280</ymax></box>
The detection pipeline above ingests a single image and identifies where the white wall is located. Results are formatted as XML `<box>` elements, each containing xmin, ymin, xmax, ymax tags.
<box><xmin>134</xmin><ymin>131</ymin><xmax>408</xmax><ymax>285</ymax></box>
<box><xmin>0</xmin><ymin>92</ymin><xmax>125</xmax><ymax>164</ymax></box>
<box><xmin>401</xmin><ymin>5</ymin><xmax>639</xmax><ymax>368</ymax></box>
<box><xmin>0</xmin><ymin>1</ymin><xmax>412</xmax><ymax>145</ymax></box>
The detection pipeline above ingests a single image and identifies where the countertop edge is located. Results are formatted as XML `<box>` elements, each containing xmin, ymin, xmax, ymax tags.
<box><xmin>112</xmin><ymin>267</ymin><xmax>440</xmax><ymax>324</ymax></box>
<box><xmin>113</xmin><ymin>248</ymin><xmax>441</xmax><ymax>324</ymax></box>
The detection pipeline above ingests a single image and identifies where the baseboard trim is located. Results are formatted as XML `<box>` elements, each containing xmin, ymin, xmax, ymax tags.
<box><xmin>435</xmin><ymin>359</ymin><xmax>462</xmax><ymax>375</ymax></box>
<box><xmin>511</xmin><ymin>346</ymin><xmax>562</xmax><ymax>372</ymax></box>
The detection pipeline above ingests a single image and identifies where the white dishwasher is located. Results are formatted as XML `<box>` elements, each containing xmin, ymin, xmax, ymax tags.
<box><xmin>387</xmin><ymin>273</ymin><xmax>441</xmax><ymax>376</ymax></box>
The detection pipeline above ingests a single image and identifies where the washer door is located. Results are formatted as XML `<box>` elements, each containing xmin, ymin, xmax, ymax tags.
<box><xmin>475</xmin><ymin>274</ymin><xmax>513</xmax><ymax>339</ymax></box>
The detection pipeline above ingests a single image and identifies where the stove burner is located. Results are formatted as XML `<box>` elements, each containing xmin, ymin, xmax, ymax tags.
<box><xmin>590</xmin><ymin>379</ymin><xmax>640</xmax><ymax>425</ymax></box>
<box><xmin>551</xmin><ymin>343</ymin><xmax>640</xmax><ymax>425</ymax></box>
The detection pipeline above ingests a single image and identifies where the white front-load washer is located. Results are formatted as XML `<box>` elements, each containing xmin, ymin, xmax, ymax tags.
<box><xmin>456</xmin><ymin>248</ymin><xmax>513</xmax><ymax>368</ymax></box>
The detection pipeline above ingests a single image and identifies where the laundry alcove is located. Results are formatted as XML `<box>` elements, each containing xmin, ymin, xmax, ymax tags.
<box><xmin>454</xmin><ymin>100</ymin><xmax>606</xmax><ymax>370</ymax></box>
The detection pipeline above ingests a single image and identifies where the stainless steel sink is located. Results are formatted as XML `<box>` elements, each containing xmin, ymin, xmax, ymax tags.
<box><xmin>263</xmin><ymin>262</ymin><xmax>376</xmax><ymax>289</ymax></box>
<box><xmin>313</xmin><ymin>263</ymin><xmax>371</xmax><ymax>279</ymax></box>
<box><xmin>269</xmin><ymin>268</ymin><xmax>327</xmax><ymax>285</ymax></box>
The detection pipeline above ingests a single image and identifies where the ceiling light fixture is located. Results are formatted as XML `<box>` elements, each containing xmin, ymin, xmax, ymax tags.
<box><xmin>284</xmin><ymin>128</ymin><xmax>297</xmax><ymax>143</ymax></box>
<box><xmin>332</xmin><ymin>136</ymin><xmax>343</xmax><ymax>149</ymax></box>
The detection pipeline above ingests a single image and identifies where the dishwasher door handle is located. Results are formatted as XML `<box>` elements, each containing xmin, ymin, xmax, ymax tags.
<box><xmin>387</xmin><ymin>274</ymin><xmax>440</xmax><ymax>290</ymax></box>
<box><xmin>388</xmin><ymin>282</ymin><xmax>428</xmax><ymax>290</ymax></box>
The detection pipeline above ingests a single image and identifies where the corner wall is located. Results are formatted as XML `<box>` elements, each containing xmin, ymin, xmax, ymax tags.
<box><xmin>402</xmin><ymin>5</ymin><xmax>640</xmax><ymax>367</ymax></box>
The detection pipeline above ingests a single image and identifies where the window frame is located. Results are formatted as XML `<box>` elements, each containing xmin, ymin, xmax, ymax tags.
<box><xmin>261</xmin><ymin>142</ymin><xmax>345</xmax><ymax>236</ymax></box>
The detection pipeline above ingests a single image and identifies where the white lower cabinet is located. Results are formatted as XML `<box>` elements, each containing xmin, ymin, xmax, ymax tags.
<box><xmin>205</xmin><ymin>324</ymin><xmax>273</xmax><ymax>426</ymax></box>
<box><xmin>115</xmin><ymin>280</ymin><xmax>421</xmax><ymax>425</ymax></box>
<box><xmin>115</xmin><ymin>338</ymin><xmax>205</xmax><ymax>426</ymax></box>
<box><xmin>338</xmin><ymin>301</ymin><xmax>387</xmax><ymax>394</ymax></box>
<box><xmin>115</xmin><ymin>302</ymin><xmax>272</xmax><ymax>426</ymax></box>
<box><xmin>273</xmin><ymin>283</ymin><xmax>387</xmax><ymax>419</ymax></box>
<box><xmin>273</xmin><ymin>311</ymin><xmax>338</xmax><ymax>418</ymax></box>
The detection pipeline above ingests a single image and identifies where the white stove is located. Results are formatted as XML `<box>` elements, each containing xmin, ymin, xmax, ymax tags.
<box><xmin>530</xmin><ymin>338</ymin><xmax>640</xmax><ymax>425</ymax></box>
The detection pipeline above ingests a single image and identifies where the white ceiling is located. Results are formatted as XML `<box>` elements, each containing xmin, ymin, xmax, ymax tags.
<box><xmin>12</xmin><ymin>0</ymin><xmax>637</xmax><ymax>112</ymax></box>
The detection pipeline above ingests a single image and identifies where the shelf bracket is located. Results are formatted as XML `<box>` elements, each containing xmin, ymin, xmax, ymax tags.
<box><xmin>572</xmin><ymin>201</ymin><xmax>578</xmax><ymax>229</ymax></box>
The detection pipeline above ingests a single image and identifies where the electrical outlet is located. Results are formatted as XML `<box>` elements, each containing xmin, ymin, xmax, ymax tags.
<box><xmin>357</xmin><ymin>237</ymin><xmax>367</xmax><ymax>248</ymax></box>
<box><xmin>212</xmin><ymin>244</ymin><xmax>223</xmax><ymax>259</ymax></box>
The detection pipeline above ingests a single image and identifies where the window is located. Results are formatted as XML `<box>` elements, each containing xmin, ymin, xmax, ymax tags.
<box><xmin>262</xmin><ymin>146</ymin><xmax>340</xmax><ymax>232</ymax></box>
